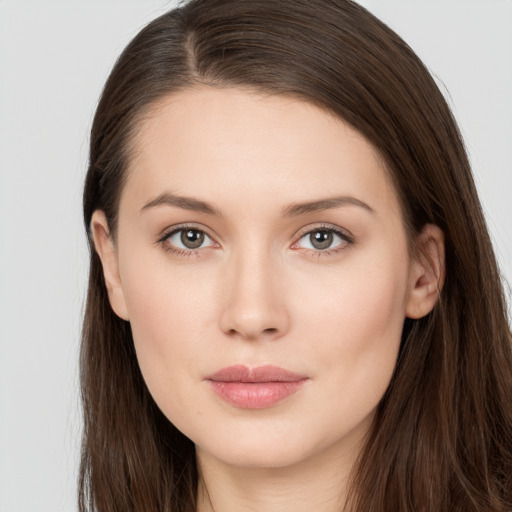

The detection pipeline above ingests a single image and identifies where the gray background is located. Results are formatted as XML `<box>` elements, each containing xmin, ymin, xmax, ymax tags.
<box><xmin>0</xmin><ymin>1</ymin><xmax>510</xmax><ymax>510</ymax></box>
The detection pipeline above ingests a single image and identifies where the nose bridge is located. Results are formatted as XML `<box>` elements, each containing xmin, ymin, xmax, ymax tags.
<box><xmin>219</xmin><ymin>241</ymin><xmax>288</xmax><ymax>340</ymax></box>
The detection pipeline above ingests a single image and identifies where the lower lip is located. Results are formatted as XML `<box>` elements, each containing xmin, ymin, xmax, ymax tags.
<box><xmin>208</xmin><ymin>380</ymin><xmax>307</xmax><ymax>409</ymax></box>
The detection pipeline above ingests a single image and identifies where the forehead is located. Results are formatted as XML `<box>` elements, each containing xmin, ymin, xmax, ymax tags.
<box><xmin>122</xmin><ymin>86</ymin><xmax>400</xmax><ymax>220</ymax></box>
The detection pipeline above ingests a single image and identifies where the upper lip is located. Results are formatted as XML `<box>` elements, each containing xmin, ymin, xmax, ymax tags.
<box><xmin>207</xmin><ymin>364</ymin><xmax>308</xmax><ymax>383</ymax></box>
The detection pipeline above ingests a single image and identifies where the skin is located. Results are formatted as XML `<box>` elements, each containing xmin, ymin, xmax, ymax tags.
<box><xmin>92</xmin><ymin>87</ymin><xmax>444</xmax><ymax>512</ymax></box>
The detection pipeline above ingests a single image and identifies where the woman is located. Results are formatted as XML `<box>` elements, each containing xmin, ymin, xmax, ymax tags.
<box><xmin>80</xmin><ymin>0</ymin><xmax>512</xmax><ymax>510</ymax></box>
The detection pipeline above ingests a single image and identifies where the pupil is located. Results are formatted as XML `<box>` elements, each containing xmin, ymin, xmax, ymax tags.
<box><xmin>311</xmin><ymin>230</ymin><xmax>333</xmax><ymax>250</ymax></box>
<box><xmin>181</xmin><ymin>230</ymin><xmax>204</xmax><ymax>249</ymax></box>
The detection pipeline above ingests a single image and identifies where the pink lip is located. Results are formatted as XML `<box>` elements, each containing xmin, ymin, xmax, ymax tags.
<box><xmin>206</xmin><ymin>365</ymin><xmax>308</xmax><ymax>409</ymax></box>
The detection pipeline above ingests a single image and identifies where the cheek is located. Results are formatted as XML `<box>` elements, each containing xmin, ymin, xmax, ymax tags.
<box><xmin>296</xmin><ymin>250</ymin><xmax>409</xmax><ymax>412</ymax></box>
<box><xmin>298</xmin><ymin>246</ymin><xmax>408</xmax><ymax>336</ymax></box>
<box><xmin>118</xmin><ymin>255</ymin><xmax>214</xmax><ymax>398</ymax></box>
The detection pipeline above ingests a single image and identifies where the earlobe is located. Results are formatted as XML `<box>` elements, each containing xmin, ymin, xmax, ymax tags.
<box><xmin>90</xmin><ymin>210</ymin><xmax>130</xmax><ymax>321</ymax></box>
<box><xmin>405</xmin><ymin>224</ymin><xmax>445</xmax><ymax>319</ymax></box>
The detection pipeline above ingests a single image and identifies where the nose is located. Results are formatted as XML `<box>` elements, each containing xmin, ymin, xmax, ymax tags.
<box><xmin>218</xmin><ymin>247</ymin><xmax>290</xmax><ymax>341</ymax></box>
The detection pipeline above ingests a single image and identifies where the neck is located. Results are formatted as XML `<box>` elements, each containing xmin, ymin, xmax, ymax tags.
<box><xmin>196</xmin><ymin>423</ymin><xmax>368</xmax><ymax>512</ymax></box>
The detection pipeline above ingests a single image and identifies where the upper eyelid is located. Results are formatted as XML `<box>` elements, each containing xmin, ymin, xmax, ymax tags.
<box><xmin>295</xmin><ymin>223</ymin><xmax>354</xmax><ymax>241</ymax></box>
<box><xmin>159</xmin><ymin>223</ymin><xmax>215</xmax><ymax>242</ymax></box>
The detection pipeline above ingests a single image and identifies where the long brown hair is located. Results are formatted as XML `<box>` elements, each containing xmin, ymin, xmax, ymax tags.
<box><xmin>80</xmin><ymin>1</ymin><xmax>512</xmax><ymax>510</ymax></box>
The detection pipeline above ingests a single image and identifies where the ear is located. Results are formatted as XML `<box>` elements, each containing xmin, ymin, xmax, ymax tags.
<box><xmin>90</xmin><ymin>210</ymin><xmax>130</xmax><ymax>321</ymax></box>
<box><xmin>405</xmin><ymin>224</ymin><xmax>445</xmax><ymax>319</ymax></box>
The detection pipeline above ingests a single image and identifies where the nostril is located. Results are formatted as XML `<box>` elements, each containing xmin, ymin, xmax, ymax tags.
<box><xmin>226</xmin><ymin>326</ymin><xmax>279</xmax><ymax>341</ymax></box>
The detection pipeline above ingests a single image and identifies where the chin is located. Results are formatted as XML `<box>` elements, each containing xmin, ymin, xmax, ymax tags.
<box><xmin>203</xmin><ymin>442</ymin><xmax>311</xmax><ymax>469</ymax></box>
<box><xmin>193</xmin><ymin>421</ymin><xmax>328</xmax><ymax>470</ymax></box>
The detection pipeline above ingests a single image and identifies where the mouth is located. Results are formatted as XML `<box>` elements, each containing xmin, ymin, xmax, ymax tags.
<box><xmin>205</xmin><ymin>365</ymin><xmax>309</xmax><ymax>409</ymax></box>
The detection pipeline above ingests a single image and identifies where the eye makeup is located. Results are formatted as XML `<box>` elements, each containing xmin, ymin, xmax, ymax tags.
<box><xmin>157</xmin><ymin>222</ymin><xmax>355</xmax><ymax>259</ymax></box>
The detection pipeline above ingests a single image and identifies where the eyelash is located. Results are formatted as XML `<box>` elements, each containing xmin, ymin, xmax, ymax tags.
<box><xmin>157</xmin><ymin>224</ymin><xmax>217</xmax><ymax>258</ymax></box>
<box><xmin>292</xmin><ymin>224</ymin><xmax>354</xmax><ymax>258</ymax></box>
<box><xmin>157</xmin><ymin>223</ymin><xmax>355</xmax><ymax>258</ymax></box>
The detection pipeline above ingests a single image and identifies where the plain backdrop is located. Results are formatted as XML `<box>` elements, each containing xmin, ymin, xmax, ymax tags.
<box><xmin>0</xmin><ymin>1</ymin><xmax>510</xmax><ymax>510</ymax></box>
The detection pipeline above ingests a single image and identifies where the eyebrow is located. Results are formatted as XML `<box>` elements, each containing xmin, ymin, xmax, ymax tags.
<box><xmin>140</xmin><ymin>192</ymin><xmax>221</xmax><ymax>216</ymax></box>
<box><xmin>140</xmin><ymin>192</ymin><xmax>375</xmax><ymax>217</ymax></box>
<box><xmin>282</xmin><ymin>196</ymin><xmax>375</xmax><ymax>216</ymax></box>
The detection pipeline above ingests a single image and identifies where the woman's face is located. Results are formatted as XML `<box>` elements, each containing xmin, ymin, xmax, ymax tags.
<box><xmin>93</xmin><ymin>87</ymin><xmax>436</xmax><ymax>470</ymax></box>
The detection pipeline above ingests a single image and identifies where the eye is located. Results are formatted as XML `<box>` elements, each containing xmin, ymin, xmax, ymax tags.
<box><xmin>163</xmin><ymin>227</ymin><xmax>216</xmax><ymax>252</ymax></box>
<box><xmin>294</xmin><ymin>226</ymin><xmax>352</xmax><ymax>254</ymax></box>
